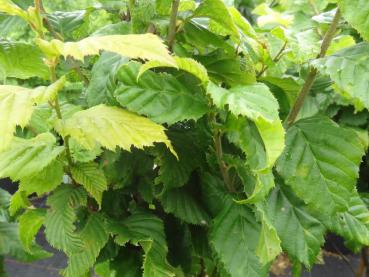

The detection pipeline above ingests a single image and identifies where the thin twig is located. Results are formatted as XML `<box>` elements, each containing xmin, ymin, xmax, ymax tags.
<box><xmin>167</xmin><ymin>0</ymin><xmax>180</xmax><ymax>51</ymax></box>
<box><xmin>286</xmin><ymin>8</ymin><xmax>341</xmax><ymax>127</ymax></box>
<box><xmin>257</xmin><ymin>41</ymin><xmax>287</xmax><ymax>78</ymax></box>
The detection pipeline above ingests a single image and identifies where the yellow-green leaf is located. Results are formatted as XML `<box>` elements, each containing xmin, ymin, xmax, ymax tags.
<box><xmin>35</xmin><ymin>34</ymin><xmax>176</xmax><ymax>65</ymax></box>
<box><xmin>0</xmin><ymin>78</ymin><xmax>66</xmax><ymax>150</ymax></box>
<box><xmin>55</xmin><ymin>104</ymin><xmax>176</xmax><ymax>156</ymax></box>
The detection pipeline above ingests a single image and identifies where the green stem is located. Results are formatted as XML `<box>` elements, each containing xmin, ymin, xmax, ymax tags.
<box><xmin>257</xmin><ymin>41</ymin><xmax>287</xmax><ymax>78</ymax></box>
<box><xmin>286</xmin><ymin>8</ymin><xmax>341</xmax><ymax>127</ymax></box>
<box><xmin>167</xmin><ymin>0</ymin><xmax>180</xmax><ymax>51</ymax></box>
<box><xmin>209</xmin><ymin>113</ymin><xmax>234</xmax><ymax>193</ymax></box>
<box><xmin>49</xmin><ymin>65</ymin><xmax>74</xmax><ymax>169</ymax></box>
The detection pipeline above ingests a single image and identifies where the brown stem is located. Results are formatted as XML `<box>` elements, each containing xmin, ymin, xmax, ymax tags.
<box><xmin>360</xmin><ymin>247</ymin><xmax>369</xmax><ymax>277</ymax></box>
<box><xmin>286</xmin><ymin>8</ymin><xmax>341</xmax><ymax>127</ymax></box>
<box><xmin>167</xmin><ymin>0</ymin><xmax>180</xmax><ymax>51</ymax></box>
<box><xmin>257</xmin><ymin>41</ymin><xmax>287</xmax><ymax>78</ymax></box>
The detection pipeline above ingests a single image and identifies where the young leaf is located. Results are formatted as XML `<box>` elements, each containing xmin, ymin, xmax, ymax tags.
<box><xmin>9</xmin><ymin>190</ymin><xmax>30</xmax><ymax>216</ymax></box>
<box><xmin>277</xmin><ymin>116</ymin><xmax>365</xmax><ymax>215</ymax></box>
<box><xmin>114</xmin><ymin>62</ymin><xmax>208</xmax><ymax>125</ymax></box>
<box><xmin>44</xmin><ymin>185</ymin><xmax>87</xmax><ymax>254</ymax></box>
<box><xmin>137</xmin><ymin>57</ymin><xmax>209</xmax><ymax>85</ymax></box>
<box><xmin>70</xmin><ymin>162</ymin><xmax>108</xmax><ymax>206</ymax></box>
<box><xmin>63</xmin><ymin>214</ymin><xmax>109</xmax><ymax>277</ymax></box>
<box><xmin>54</xmin><ymin>104</ymin><xmax>176</xmax><ymax>156</ymax></box>
<box><xmin>208</xmin><ymin>82</ymin><xmax>285</xmax><ymax>168</ymax></box>
<box><xmin>0</xmin><ymin>133</ymin><xmax>64</xmax><ymax>181</ymax></box>
<box><xmin>210</xmin><ymin>200</ymin><xmax>268</xmax><ymax>277</ymax></box>
<box><xmin>0</xmin><ymin>78</ymin><xmax>66</xmax><ymax>150</ymax></box>
<box><xmin>35</xmin><ymin>34</ymin><xmax>176</xmax><ymax>65</ymax></box>
<box><xmin>191</xmin><ymin>0</ymin><xmax>240</xmax><ymax>42</ymax></box>
<box><xmin>0</xmin><ymin>0</ymin><xmax>28</xmax><ymax>20</ymax></box>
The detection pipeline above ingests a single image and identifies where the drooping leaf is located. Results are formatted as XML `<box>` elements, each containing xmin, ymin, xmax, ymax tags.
<box><xmin>71</xmin><ymin>162</ymin><xmax>108</xmax><ymax>206</ymax></box>
<box><xmin>54</xmin><ymin>104</ymin><xmax>176</xmax><ymax>156</ymax></box>
<box><xmin>338</xmin><ymin>1</ymin><xmax>369</xmax><ymax>41</ymax></box>
<box><xmin>86</xmin><ymin>52</ymin><xmax>128</xmax><ymax>106</ymax></box>
<box><xmin>191</xmin><ymin>0</ymin><xmax>240</xmax><ymax>42</ymax></box>
<box><xmin>18</xmin><ymin>209</ymin><xmax>46</xmax><ymax>253</ymax></box>
<box><xmin>160</xmin><ymin>188</ymin><xmax>210</xmax><ymax>225</ymax></box>
<box><xmin>154</xmin><ymin>131</ymin><xmax>203</xmax><ymax>190</ymax></box>
<box><xmin>195</xmin><ymin>50</ymin><xmax>256</xmax><ymax>86</ymax></box>
<box><xmin>109</xmin><ymin>212</ymin><xmax>176</xmax><ymax>277</ymax></box>
<box><xmin>255</xmin><ymin>204</ymin><xmax>282</xmax><ymax>265</ymax></box>
<box><xmin>265</xmin><ymin>186</ymin><xmax>325</xmax><ymax>268</ymax></box>
<box><xmin>44</xmin><ymin>185</ymin><xmax>87</xmax><ymax>254</ymax></box>
<box><xmin>312</xmin><ymin>43</ymin><xmax>369</xmax><ymax>111</ymax></box>
<box><xmin>0</xmin><ymin>221</ymin><xmax>50</xmax><ymax>261</ymax></box>
<box><xmin>0</xmin><ymin>40</ymin><xmax>48</xmax><ymax>80</ymax></box>
<box><xmin>0</xmin><ymin>133</ymin><xmax>64</xmax><ymax>181</ymax></box>
<box><xmin>210</xmin><ymin>199</ymin><xmax>268</xmax><ymax>277</ymax></box>
<box><xmin>35</xmin><ymin>34</ymin><xmax>176</xmax><ymax>65</ymax></box>
<box><xmin>277</xmin><ymin>116</ymin><xmax>365</xmax><ymax>215</ymax></box>
<box><xmin>114</xmin><ymin>62</ymin><xmax>208</xmax><ymax>125</ymax></box>
<box><xmin>0</xmin><ymin>78</ymin><xmax>66</xmax><ymax>149</ymax></box>
<box><xmin>19</xmin><ymin>159</ymin><xmax>64</xmax><ymax>196</ymax></box>
<box><xmin>208</xmin><ymin>82</ymin><xmax>285</xmax><ymax>168</ymax></box>
<box><xmin>322</xmin><ymin>193</ymin><xmax>369</xmax><ymax>251</ymax></box>
<box><xmin>138</xmin><ymin>57</ymin><xmax>209</xmax><ymax>85</ymax></box>
<box><xmin>63</xmin><ymin>214</ymin><xmax>109</xmax><ymax>277</ymax></box>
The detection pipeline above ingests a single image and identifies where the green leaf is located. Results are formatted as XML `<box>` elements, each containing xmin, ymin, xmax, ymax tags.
<box><xmin>86</xmin><ymin>52</ymin><xmax>128</xmax><ymax>106</ymax></box>
<box><xmin>277</xmin><ymin>116</ymin><xmax>364</xmax><ymax>215</ymax></box>
<box><xmin>46</xmin><ymin>10</ymin><xmax>88</xmax><ymax>40</ymax></box>
<box><xmin>338</xmin><ymin>1</ymin><xmax>369</xmax><ymax>41</ymax></box>
<box><xmin>19</xmin><ymin>159</ymin><xmax>64</xmax><ymax>195</ymax></box>
<box><xmin>9</xmin><ymin>190</ymin><xmax>30</xmax><ymax>216</ymax></box>
<box><xmin>160</xmin><ymin>188</ymin><xmax>210</xmax><ymax>225</ymax></box>
<box><xmin>114</xmin><ymin>62</ymin><xmax>208</xmax><ymax>125</ymax></box>
<box><xmin>323</xmin><ymin>193</ymin><xmax>369</xmax><ymax>250</ymax></box>
<box><xmin>210</xmin><ymin>200</ymin><xmax>268</xmax><ymax>277</ymax></box>
<box><xmin>35</xmin><ymin>34</ymin><xmax>176</xmax><ymax>65</ymax></box>
<box><xmin>0</xmin><ymin>40</ymin><xmax>48</xmax><ymax>80</ymax></box>
<box><xmin>208</xmin><ymin>82</ymin><xmax>285</xmax><ymax>168</ymax></box>
<box><xmin>265</xmin><ymin>186</ymin><xmax>325</xmax><ymax>267</ymax></box>
<box><xmin>255</xmin><ymin>205</ymin><xmax>282</xmax><ymax>265</ymax></box>
<box><xmin>154</xmin><ymin>131</ymin><xmax>203</xmax><ymax>190</ymax></box>
<box><xmin>138</xmin><ymin>57</ymin><xmax>209</xmax><ymax>85</ymax></box>
<box><xmin>63</xmin><ymin>214</ymin><xmax>109</xmax><ymax>277</ymax></box>
<box><xmin>195</xmin><ymin>50</ymin><xmax>256</xmax><ymax>86</ymax></box>
<box><xmin>55</xmin><ymin>104</ymin><xmax>176</xmax><ymax>156</ymax></box>
<box><xmin>0</xmin><ymin>78</ymin><xmax>66</xmax><ymax>150</ymax></box>
<box><xmin>0</xmin><ymin>0</ymin><xmax>28</xmax><ymax>20</ymax></box>
<box><xmin>109</xmin><ymin>212</ymin><xmax>175</xmax><ymax>277</ymax></box>
<box><xmin>19</xmin><ymin>209</ymin><xmax>46</xmax><ymax>253</ymax></box>
<box><xmin>191</xmin><ymin>0</ymin><xmax>240</xmax><ymax>42</ymax></box>
<box><xmin>0</xmin><ymin>221</ymin><xmax>50</xmax><ymax>261</ymax></box>
<box><xmin>44</xmin><ymin>185</ymin><xmax>87</xmax><ymax>254</ymax></box>
<box><xmin>312</xmin><ymin>42</ymin><xmax>369</xmax><ymax>111</ymax></box>
<box><xmin>71</xmin><ymin>162</ymin><xmax>108</xmax><ymax>206</ymax></box>
<box><xmin>0</xmin><ymin>133</ymin><xmax>64</xmax><ymax>181</ymax></box>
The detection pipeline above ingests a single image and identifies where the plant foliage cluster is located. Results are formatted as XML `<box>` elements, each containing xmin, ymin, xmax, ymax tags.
<box><xmin>1</xmin><ymin>0</ymin><xmax>369</xmax><ymax>276</ymax></box>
